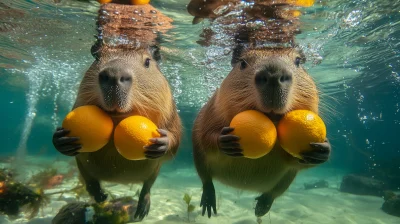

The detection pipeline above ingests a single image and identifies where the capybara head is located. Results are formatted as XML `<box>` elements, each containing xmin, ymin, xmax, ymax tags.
<box><xmin>78</xmin><ymin>45</ymin><xmax>173</xmax><ymax>121</ymax></box>
<box><xmin>217</xmin><ymin>46</ymin><xmax>319</xmax><ymax>121</ymax></box>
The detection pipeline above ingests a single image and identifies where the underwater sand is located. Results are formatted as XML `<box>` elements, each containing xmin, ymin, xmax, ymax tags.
<box><xmin>0</xmin><ymin>156</ymin><xmax>399</xmax><ymax>224</ymax></box>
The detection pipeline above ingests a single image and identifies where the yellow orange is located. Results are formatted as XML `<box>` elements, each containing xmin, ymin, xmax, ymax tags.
<box><xmin>230</xmin><ymin>110</ymin><xmax>277</xmax><ymax>159</ymax></box>
<box><xmin>97</xmin><ymin>0</ymin><xmax>112</xmax><ymax>4</ymax></box>
<box><xmin>114</xmin><ymin>115</ymin><xmax>160</xmax><ymax>160</ymax></box>
<box><xmin>289</xmin><ymin>10</ymin><xmax>302</xmax><ymax>17</ymax></box>
<box><xmin>62</xmin><ymin>105</ymin><xmax>113</xmax><ymax>153</ymax></box>
<box><xmin>130</xmin><ymin>0</ymin><xmax>150</xmax><ymax>5</ymax></box>
<box><xmin>289</xmin><ymin>0</ymin><xmax>315</xmax><ymax>7</ymax></box>
<box><xmin>277</xmin><ymin>110</ymin><xmax>326</xmax><ymax>158</ymax></box>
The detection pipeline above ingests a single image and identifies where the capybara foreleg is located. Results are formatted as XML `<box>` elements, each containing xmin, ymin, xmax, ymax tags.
<box><xmin>52</xmin><ymin>127</ymin><xmax>81</xmax><ymax>156</ymax></box>
<box><xmin>299</xmin><ymin>138</ymin><xmax>331</xmax><ymax>165</ymax></box>
<box><xmin>217</xmin><ymin>127</ymin><xmax>243</xmax><ymax>157</ymax></box>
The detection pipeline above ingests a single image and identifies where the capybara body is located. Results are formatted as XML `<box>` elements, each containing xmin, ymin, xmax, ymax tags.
<box><xmin>192</xmin><ymin>47</ymin><xmax>331</xmax><ymax>218</ymax></box>
<box><xmin>53</xmin><ymin>46</ymin><xmax>181</xmax><ymax>220</ymax></box>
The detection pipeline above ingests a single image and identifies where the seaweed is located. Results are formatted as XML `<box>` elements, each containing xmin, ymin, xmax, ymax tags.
<box><xmin>0</xmin><ymin>168</ymin><xmax>15</xmax><ymax>181</ymax></box>
<box><xmin>91</xmin><ymin>197</ymin><xmax>135</xmax><ymax>224</ymax></box>
<box><xmin>217</xmin><ymin>191</ymin><xmax>222</xmax><ymax>210</ymax></box>
<box><xmin>183</xmin><ymin>193</ymin><xmax>195</xmax><ymax>222</ymax></box>
<box><xmin>0</xmin><ymin>169</ymin><xmax>48</xmax><ymax>219</ymax></box>
<box><xmin>133</xmin><ymin>188</ymin><xmax>140</xmax><ymax>198</ymax></box>
<box><xmin>27</xmin><ymin>168</ymin><xmax>59</xmax><ymax>189</ymax></box>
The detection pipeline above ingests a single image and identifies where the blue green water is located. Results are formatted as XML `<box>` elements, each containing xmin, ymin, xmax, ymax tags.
<box><xmin>0</xmin><ymin>0</ymin><xmax>399</xmax><ymax>223</ymax></box>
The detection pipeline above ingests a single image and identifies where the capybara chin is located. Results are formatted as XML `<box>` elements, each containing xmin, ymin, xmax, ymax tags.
<box><xmin>192</xmin><ymin>46</ymin><xmax>331</xmax><ymax>218</ymax></box>
<box><xmin>52</xmin><ymin>45</ymin><xmax>182</xmax><ymax>221</ymax></box>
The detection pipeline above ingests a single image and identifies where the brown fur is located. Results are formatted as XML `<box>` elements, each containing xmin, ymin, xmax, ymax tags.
<box><xmin>97</xmin><ymin>3</ymin><xmax>173</xmax><ymax>47</ymax></box>
<box><xmin>188</xmin><ymin>0</ymin><xmax>307</xmax><ymax>45</ymax></box>
<box><xmin>193</xmin><ymin>47</ymin><xmax>319</xmax><ymax>198</ymax></box>
<box><xmin>74</xmin><ymin>46</ymin><xmax>181</xmax><ymax>185</ymax></box>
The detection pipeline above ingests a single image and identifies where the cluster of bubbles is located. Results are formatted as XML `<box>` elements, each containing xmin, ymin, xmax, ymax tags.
<box><xmin>9</xmin><ymin>48</ymin><xmax>93</xmax><ymax>162</ymax></box>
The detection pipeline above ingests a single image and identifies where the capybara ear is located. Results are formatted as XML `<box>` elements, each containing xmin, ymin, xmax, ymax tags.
<box><xmin>231</xmin><ymin>44</ymin><xmax>246</xmax><ymax>67</ymax></box>
<box><xmin>149</xmin><ymin>45</ymin><xmax>161</xmax><ymax>63</ymax></box>
<box><xmin>91</xmin><ymin>39</ymin><xmax>103</xmax><ymax>61</ymax></box>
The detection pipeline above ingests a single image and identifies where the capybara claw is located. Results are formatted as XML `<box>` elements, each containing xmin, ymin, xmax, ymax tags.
<box><xmin>52</xmin><ymin>127</ymin><xmax>81</xmax><ymax>156</ymax></box>
<box><xmin>144</xmin><ymin>129</ymin><xmax>170</xmax><ymax>159</ymax></box>
<box><xmin>299</xmin><ymin>138</ymin><xmax>331</xmax><ymax>165</ymax></box>
<box><xmin>200</xmin><ymin>181</ymin><xmax>217</xmax><ymax>218</ymax></box>
<box><xmin>218</xmin><ymin>127</ymin><xmax>243</xmax><ymax>157</ymax></box>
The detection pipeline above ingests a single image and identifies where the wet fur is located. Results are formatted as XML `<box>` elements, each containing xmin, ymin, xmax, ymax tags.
<box><xmin>73</xmin><ymin>46</ymin><xmax>181</xmax><ymax>185</ymax></box>
<box><xmin>193</xmin><ymin>47</ymin><xmax>319</xmax><ymax>198</ymax></box>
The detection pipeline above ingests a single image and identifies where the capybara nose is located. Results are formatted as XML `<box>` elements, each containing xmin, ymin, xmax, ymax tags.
<box><xmin>99</xmin><ymin>67</ymin><xmax>132</xmax><ymax>88</ymax></box>
<box><xmin>255</xmin><ymin>65</ymin><xmax>292</xmax><ymax>87</ymax></box>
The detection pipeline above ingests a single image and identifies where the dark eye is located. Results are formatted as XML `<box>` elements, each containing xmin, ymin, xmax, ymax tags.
<box><xmin>240</xmin><ymin>59</ymin><xmax>247</xmax><ymax>70</ymax></box>
<box><xmin>295</xmin><ymin>57</ymin><xmax>301</xmax><ymax>67</ymax></box>
<box><xmin>145</xmin><ymin>58</ymin><xmax>150</xmax><ymax>68</ymax></box>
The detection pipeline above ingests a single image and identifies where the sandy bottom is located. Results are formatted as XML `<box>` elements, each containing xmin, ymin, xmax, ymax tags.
<box><xmin>0</xmin><ymin>156</ymin><xmax>399</xmax><ymax>224</ymax></box>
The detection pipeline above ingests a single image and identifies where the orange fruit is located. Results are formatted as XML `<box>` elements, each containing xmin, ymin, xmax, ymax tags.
<box><xmin>289</xmin><ymin>0</ymin><xmax>315</xmax><ymax>7</ymax></box>
<box><xmin>97</xmin><ymin>0</ymin><xmax>112</xmax><ymax>4</ymax></box>
<box><xmin>114</xmin><ymin>115</ymin><xmax>160</xmax><ymax>160</ymax></box>
<box><xmin>130</xmin><ymin>0</ymin><xmax>150</xmax><ymax>5</ymax></box>
<box><xmin>277</xmin><ymin>110</ymin><xmax>326</xmax><ymax>158</ymax></box>
<box><xmin>230</xmin><ymin>110</ymin><xmax>277</xmax><ymax>159</ymax></box>
<box><xmin>62</xmin><ymin>105</ymin><xmax>113</xmax><ymax>153</ymax></box>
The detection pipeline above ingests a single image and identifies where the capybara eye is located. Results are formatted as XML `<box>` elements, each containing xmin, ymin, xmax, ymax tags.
<box><xmin>145</xmin><ymin>58</ymin><xmax>150</xmax><ymax>68</ymax></box>
<box><xmin>240</xmin><ymin>59</ymin><xmax>247</xmax><ymax>70</ymax></box>
<box><xmin>295</xmin><ymin>57</ymin><xmax>301</xmax><ymax>67</ymax></box>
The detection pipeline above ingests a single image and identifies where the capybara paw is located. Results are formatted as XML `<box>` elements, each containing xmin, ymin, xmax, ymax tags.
<box><xmin>255</xmin><ymin>194</ymin><xmax>274</xmax><ymax>217</ymax></box>
<box><xmin>144</xmin><ymin>129</ymin><xmax>169</xmax><ymax>159</ymax></box>
<box><xmin>52</xmin><ymin>127</ymin><xmax>81</xmax><ymax>156</ymax></box>
<box><xmin>218</xmin><ymin>127</ymin><xmax>243</xmax><ymax>157</ymax></box>
<box><xmin>299</xmin><ymin>138</ymin><xmax>331</xmax><ymax>165</ymax></box>
<box><xmin>200</xmin><ymin>182</ymin><xmax>217</xmax><ymax>218</ymax></box>
<box><xmin>134</xmin><ymin>193</ymin><xmax>150</xmax><ymax>221</ymax></box>
<box><xmin>94</xmin><ymin>191</ymin><xmax>108</xmax><ymax>203</ymax></box>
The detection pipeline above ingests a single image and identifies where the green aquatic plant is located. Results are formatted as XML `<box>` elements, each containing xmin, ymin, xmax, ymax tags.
<box><xmin>44</xmin><ymin>182</ymin><xmax>86</xmax><ymax>200</ymax></box>
<box><xmin>183</xmin><ymin>193</ymin><xmax>195</xmax><ymax>222</ymax></box>
<box><xmin>27</xmin><ymin>168</ymin><xmax>58</xmax><ymax>189</ymax></box>
<box><xmin>0</xmin><ymin>169</ymin><xmax>49</xmax><ymax>220</ymax></box>
<box><xmin>0</xmin><ymin>168</ymin><xmax>15</xmax><ymax>182</ymax></box>
<box><xmin>91</xmin><ymin>197</ymin><xmax>134</xmax><ymax>224</ymax></box>
<box><xmin>217</xmin><ymin>191</ymin><xmax>222</xmax><ymax>210</ymax></box>
<box><xmin>133</xmin><ymin>188</ymin><xmax>140</xmax><ymax>198</ymax></box>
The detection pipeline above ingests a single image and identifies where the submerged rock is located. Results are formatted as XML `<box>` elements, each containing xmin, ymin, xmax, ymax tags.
<box><xmin>52</xmin><ymin>202</ymin><xmax>89</xmax><ymax>224</ymax></box>
<box><xmin>339</xmin><ymin>174</ymin><xmax>385</xmax><ymax>197</ymax></box>
<box><xmin>382</xmin><ymin>193</ymin><xmax>400</xmax><ymax>217</ymax></box>
<box><xmin>52</xmin><ymin>197</ymin><xmax>138</xmax><ymax>224</ymax></box>
<box><xmin>304</xmin><ymin>180</ymin><xmax>329</xmax><ymax>190</ymax></box>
